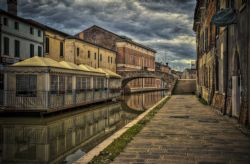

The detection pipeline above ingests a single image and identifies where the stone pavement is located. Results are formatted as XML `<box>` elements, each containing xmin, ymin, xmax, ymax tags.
<box><xmin>112</xmin><ymin>95</ymin><xmax>250</xmax><ymax>164</ymax></box>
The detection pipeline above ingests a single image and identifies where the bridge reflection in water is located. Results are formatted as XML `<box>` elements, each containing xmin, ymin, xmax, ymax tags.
<box><xmin>0</xmin><ymin>91</ymin><xmax>166</xmax><ymax>164</ymax></box>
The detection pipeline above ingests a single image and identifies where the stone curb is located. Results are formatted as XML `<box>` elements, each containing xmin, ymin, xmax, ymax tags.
<box><xmin>74</xmin><ymin>95</ymin><xmax>170</xmax><ymax>164</ymax></box>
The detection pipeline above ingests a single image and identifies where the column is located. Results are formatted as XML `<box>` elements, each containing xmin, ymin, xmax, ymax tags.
<box><xmin>3</xmin><ymin>73</ymin><xmax>7</xmax><ymax>106</ymax></box>
<box><xmin>44</xmin><ymin>73</ymin><xmax>50</xmax><ymax>109</ymax></box>
<box><xmin>72</xmin><ymin>75</ymin><xmax>76</xmax><ymax>105</ymax></box>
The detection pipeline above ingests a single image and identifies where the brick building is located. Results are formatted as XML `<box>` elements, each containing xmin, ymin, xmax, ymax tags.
<box><xmin>194</xmin><ymin>0</ymin><xmax>250</xmax><ymax>125</ymax></box>
<box><xmin>76</xmin><ymin>25</ymin><xmax>160</xmax><ymax>92</ymax></box>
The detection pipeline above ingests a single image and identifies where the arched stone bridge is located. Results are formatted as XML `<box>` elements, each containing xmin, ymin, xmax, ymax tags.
<box><xmin>119</xmin><ymin>70</ymin><xmax>174</xmax><ymax>88</ymax></box>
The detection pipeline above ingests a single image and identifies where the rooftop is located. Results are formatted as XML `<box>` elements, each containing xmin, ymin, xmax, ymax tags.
<box><xmin>81</xmin><ymin>25</ymin><xmax>157</xmax><ymax>53</ymax></box>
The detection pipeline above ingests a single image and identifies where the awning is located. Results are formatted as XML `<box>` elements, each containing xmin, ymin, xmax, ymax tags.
<box><xmin>12</xmin><ymin>56</ymin><xmax>67</xmax><ymax>69</ymax></box>
<box><xmin>211</xmin><ymin>8</ymin><xmax>237</xmax><ymax>27</ymax></box>
<box><xmin>97</xmin><ymin>68</ymin><xmax>121</xmax><ymax>78</ymax></box>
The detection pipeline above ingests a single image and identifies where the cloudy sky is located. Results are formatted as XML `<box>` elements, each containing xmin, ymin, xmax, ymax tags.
<box><xmin>1</xmin><ymin>0</ymin><xmax>196</xmax><ymax>71</ymax></box>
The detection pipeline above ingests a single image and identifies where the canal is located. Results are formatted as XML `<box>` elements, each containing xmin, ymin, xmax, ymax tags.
<box><xmin>0</xmin><ymin>90</ymin><xmax>167</xmax><ymax>164</ymax></box>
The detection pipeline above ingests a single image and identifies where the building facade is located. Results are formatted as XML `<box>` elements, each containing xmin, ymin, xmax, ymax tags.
<box><xmin>0</xmin><ymin>10</ymin><xmax>44</xmax><ymax>65</ymax></box>
<box><xmin>43</xmin><ymin>26</ymin><xmax>69</xmax><ymax>62</ymax></box>
<box><xmin>181</xmin><ymin>69</ymin><xmax>197</xmax><ymax>79</ymax></box>
<box><xmin>76</xmin><ymin>25</ymin><xmax>160</xmax><ymax>93</ymax></box>
<box><xmin>65</xmin><ymin>37</ymin><xmax>116</xmax><ymax>72</ymax></box>
<box><xmin>194</xmin><ymin>0</ymin><xmax>250</xmax><ymax>125</ymax></box>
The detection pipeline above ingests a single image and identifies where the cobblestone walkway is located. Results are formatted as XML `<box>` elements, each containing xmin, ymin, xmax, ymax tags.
<box><xmin>112</xmin><ymin>95</ymin><xmax>250</xmax><ymax>164</ymax></box>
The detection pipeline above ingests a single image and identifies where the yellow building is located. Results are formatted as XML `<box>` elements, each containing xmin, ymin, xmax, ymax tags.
<box><xmin>65</xmin><ymin>37</ymin><xmax>116</xmax><ymax>72</ymax></box>
<box><xmin>43</xmin><ymin>26</ymin><xmax>69</xmax><ymax>62</ymax></box>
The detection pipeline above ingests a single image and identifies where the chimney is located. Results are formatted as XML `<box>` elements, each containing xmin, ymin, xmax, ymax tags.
<box><xmin>7</xmin><ymin>0</ymin><xmax>17</xmax><ymax>15</ymax></box>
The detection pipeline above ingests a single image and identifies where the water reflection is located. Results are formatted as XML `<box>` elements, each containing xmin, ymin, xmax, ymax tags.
<box><xmin>122</xmin><ymin>91</ymin><xmax>167</xmax><ymax>112</ymax></box>
<box><xmin>0</xmin><ymin>91</ymin><xmax>166</xmax><ymax>164</ymax></box>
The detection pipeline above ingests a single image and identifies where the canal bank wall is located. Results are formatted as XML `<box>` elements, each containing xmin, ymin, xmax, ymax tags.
<box><xmin>75</xmin><ymin>95</ymin><xmax>170</xmax><ymax>163</ymax></box>
<box><xmin>128</xmin><ymin>88</ymin><xmax>168</xmax><ymax>94</ymax></box>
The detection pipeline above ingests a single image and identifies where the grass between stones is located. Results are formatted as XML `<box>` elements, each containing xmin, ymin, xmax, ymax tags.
<box><xmin>197</xmin><ymin>96</ymin><xmax>208</xmax><ymax>105</ymax></box>
<box><xmin>89</xmin><ymin>96</ymin><xmax>171</xmax><ymax>164</ymax></box>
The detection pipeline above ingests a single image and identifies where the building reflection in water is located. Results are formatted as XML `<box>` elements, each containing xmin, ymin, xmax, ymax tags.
<box><xmin>0</xmin><ymin>91</ymin><xmax>166</xmax><ymax>163</ymax></box>
<box><xmin>123</xmin><ymin>91</ymin><xmax>167</xmax><ymax>112</ymax></box>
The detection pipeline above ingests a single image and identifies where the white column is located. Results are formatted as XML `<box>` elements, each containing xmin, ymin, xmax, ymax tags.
<box><xmin>44</xmin><ymin>73</ymin><xmax>50</xmax><ymax>109</ymax></box>
<box><xmin>3</xmin><ymin>73</ymin><xmax>8</xmax><ymax>106</ymax></box>
<box><xmin>72</xmin><ymin>75</ymin><xmax>76</xmax><ymax>105</ymax></box>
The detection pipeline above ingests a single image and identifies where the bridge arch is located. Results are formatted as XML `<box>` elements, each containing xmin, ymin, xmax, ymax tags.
<box><xmin>119</xmin><ymin>71</ymin><xmax>171</xmax><ymax>88</ymax></box>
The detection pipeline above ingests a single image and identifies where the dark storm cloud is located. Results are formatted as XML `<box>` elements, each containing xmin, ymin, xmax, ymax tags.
<box><xmin>0</xmin><ymin>0</ymin><xmax>196</xmax><ymax>70</ymax></box>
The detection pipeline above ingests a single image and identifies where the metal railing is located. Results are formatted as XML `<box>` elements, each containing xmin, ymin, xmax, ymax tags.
<box><xmin>0</xmin><ymin>89</ymin><xmax>121</xmax><ymax>111</ymax></box>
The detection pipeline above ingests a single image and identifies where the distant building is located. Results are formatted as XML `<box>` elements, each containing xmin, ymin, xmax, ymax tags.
<box><xmin>76</xmin><ymin>25</ymin><xmax>159</xmax><ymax>93</ymax></box>
<box><xmin>171</xmin><ymin>70</ymin><xmax>182</xmax><ymax>79</ymax></box>
<box><xmin>181</xmin><ymin>69</ymin><xmax>197</xmax><ymax>79</ymax></box>
<box><xmin>191</xmin><ymin>60</ymin><xmax>196</xmax><ymax>69</ymax></box>
<box><xmin>155</xmin><ymin>62</ymin><xmax>171</xmax><ymax>74</ymax></box>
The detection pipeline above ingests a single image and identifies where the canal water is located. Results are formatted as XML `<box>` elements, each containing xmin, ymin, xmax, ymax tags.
<box><xmin>0</xmin><ymin>91</ymin><xmax>167</xmax><ymax>164</ymax></box>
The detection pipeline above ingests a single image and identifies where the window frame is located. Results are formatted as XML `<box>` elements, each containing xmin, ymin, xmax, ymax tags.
<box><xmin>16</xmin><ymin>74</ymin><xmax>37</xmax><ymax>97</ymax></box>
<box><xmin>77</xmin><ymin>47</ymin><xmax>80</xmax><ymax>57</ymax></box>
<box><xmin>3</xmin><ymin>17</ymin><xmax>8</xmax><ymax>26</ymax></box>
<box><xmin>14</xmin><ymin>21</ymin><xmax>19</xmax><ymax>30</ymax></box>
<box><xmin>38</xmin><ymin>30</ymin><xmax>41</xmax><ymax>37</ymax></box>
<box><xmin>60</xmin><ymin>42</ymin><xmax>64</xmax><ymax>57</ymax></box>
<box><xmin>45</xmin><ymin>37</ymin><xmax>50</xmax><ymax>53</ymax></box>
<box><xmin>4</xmin><ymin>37</ymin><xmax>9</xmax><ymax>56</ymax></box>
<box><xmin>38</xmin><ymin>46</ymin><xmax>42</xmax><ymax>57</ymax></box>
<box><xmin>30</xmin><ymin>44</ymin><xmax>34</xmax><ymax>57</ymax></box>
<box><xmin>30</xmin><ymin>27</ymin><xmax>34</xmax><ymax>35</ymax></box>
<box><xmin>88</xmin><ymin>51</ymin><xmax>91</xmax><ymax>58</ymax></box>
<box><xmin>14</xmin><ymin>40</ymin><xmax>20</xmax><ymax>58</ymax></box>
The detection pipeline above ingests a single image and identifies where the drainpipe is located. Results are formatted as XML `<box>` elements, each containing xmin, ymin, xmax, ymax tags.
<box><xmin>223</xmin><ymin>27</ymin><xmax>229</xmax><ymax>115</ymax></box>
<box><xmin>247</xmin><ymin>1</ymin><xmax>250</xmax><ymax>125</ymax></box>
<box><xmin>0</xmin><ymin>14</ymin><xmax>2</xmax><ymax>64</ymax></box>
<box><xmin>97</xmin><ymin>48</ymin><xmax>100</xmax><ymax>68</ymax></box>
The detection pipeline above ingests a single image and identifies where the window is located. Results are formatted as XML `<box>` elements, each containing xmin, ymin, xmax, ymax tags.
<box><xmin>77</xmin><ymin>48</ymin><xmax>80</xmax><ymax>56</ymax></box>
<box><xmin>0</xmin><ymin>74</ymin><xmax>4</xmax><ymax>90</ymax></box>
<box><xmin>14</xmin><ymin>22</ymin><xmax>19</xmax><ymax>30</ymax></box>
<box><xmin>88</xmin><ymin>51</ymin><xmax>91</xmax><ymax>58</ymax></box>
<box><xmin>30</xmin><ymin>27</ymin><xmax>34</xmax><ymax>35</ymax></box>
<box><xmin>38</xmin><ymin>46</ymin><xmax>42</xmax><ymax>57</ymax></box>
<box><xmin>111</xmin><ymin>57</ymin><xmax>113</xmax><ymax>64</ymax></box>
<box><xmin>76</xmin><ymin>76</ymin><xmax>90</xmax><ymax>93</ymax></box>
<box><xmin>50</xmin><ymin>75</ymin><xmax>58</xmax><ymax>94</ymax></box>
<box><xmin>50</xmin><ymin>75</ymin><xmax>65</xmax><ymax>94</ymax></box>
<box><xmin>95</xmin><ymin>77</ymin><xmax>105</xmax><ymax>90</ymax></box>
<box><xmin>67</xmin><ymin>76</ymin><xmax>72</xmax><ymax>93</ymax></box>
<box><xmin>14</xmin><ymin>40</ymin><xmax>20</xmax><ymax>57</ymax></box>
<box><xmin>59</xmin><ymin>76</ymin><xmax>65</xmax><ymax>93</ymax></box>
<box><xmin>76</xmin><ymin>77</ymin><xmax>81</xmax><ymax>92</ymax></box>
<box><xmin>3</xmin><ymin>17</ymin><xmax>8</xmax><ymax>26</ymax></box>
<box><xmin>45</xmin><ymin>37</ymin><xmax>49</xmax><ymax>53</ymax></box>
<box><xmin>108</xmin><ymin>56</ymin><xmax>110</xmax><ymax>63</ymax></box>
<box><xmin>30</xmin><ymin>44</ymin><xmax>34</xmax><ymax>57</ymax></box>
<box><xmin>94</xmin><ymin>53</ymin><xmax>96</xmax><ymax>60</ymax></box>
<box><xmin>16</xmin><ymin>75</ymin><xmax>37</xmax><ymax>97</ymax></box>
<box><xmin>100</xmin><ymin>54</ymin><xmax>102</xmax><ymax>61</ymax></box>
<box><xmin>38</xmin><ymin>30</ymin><xmax>41</xmax><ymax>37</ymax></box>
<box><xmin>4</xmin><ymin>37</ymin><xmax>9</xmax><ymax>56</ymax></box>
<box><xmin>60</xmin><ymin>42</ymin><xmax>64</xmax><ymax>57</ymax></box>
